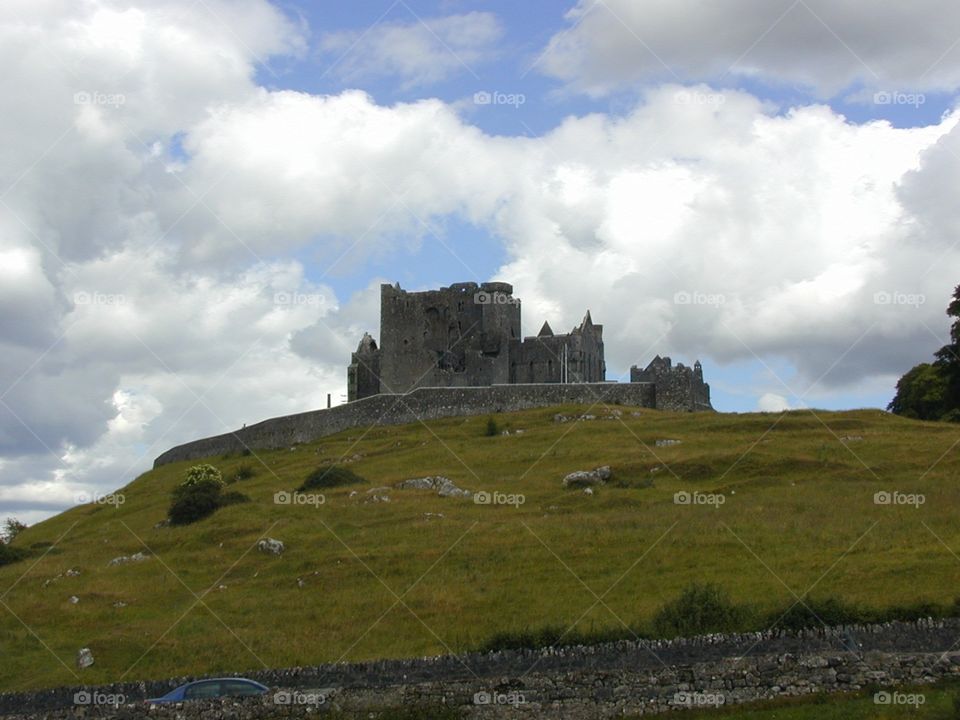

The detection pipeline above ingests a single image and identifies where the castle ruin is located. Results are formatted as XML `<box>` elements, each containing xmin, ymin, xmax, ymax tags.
<box><xmin>348</xmin><ymin>281</ymin><xmax>711</xmax><ymax>412</ymax></box>
<box><xmin>152</xmin><ymin>280</ymin><xmax>712</xmax><ymax>467</ymax></box>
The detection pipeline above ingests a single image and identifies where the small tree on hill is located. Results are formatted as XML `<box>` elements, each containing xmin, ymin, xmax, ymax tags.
<box><xmin>889</xmin><ymin>284</ymin><xmax>960</xmax><ymax>421</ymax></box>
<box><xmin>2</xmin><ymin>517</ymin><xmax>27</xmax><ymax>544</ymax></box>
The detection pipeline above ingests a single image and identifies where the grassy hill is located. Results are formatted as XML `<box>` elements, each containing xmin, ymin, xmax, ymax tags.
<box><xmin>2</xmin><ymin>405</ymin><xmax>960</xmax><ymax>693</ymax></box>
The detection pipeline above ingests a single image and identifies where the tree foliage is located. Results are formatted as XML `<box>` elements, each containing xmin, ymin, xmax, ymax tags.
<box><xmin>889</xmin><ymin>284</ymin><xmax>960</xmax><ymax>421</ymax></box>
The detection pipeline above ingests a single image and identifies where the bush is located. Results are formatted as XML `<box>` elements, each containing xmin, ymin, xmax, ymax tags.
<box><xmin>652</xmin><ymin>583</ymin><xmax>748</xmax><ymax>638</ymax></box>
<box><xmin>0</xmin><ymin>543</ymin><xmax>29</xmax><ymax>567</ymax></box>
<box><xmin>168</xmin><ymin>482</ymin><xmax>222</xmax><ymax>526</ymax></box>
<box><xmin>181</xmin><ymin>464</ymin><xmax>223</xmax><ymax>488</ymax></box>
<box><xmin>3</xmin><ymin>517</ymin><xmax>27</xmax><ymax>543</ymax></box>
<box><xmin>485</xmin><ymin>417</ymin><xmax>499</xmax><ymax>436</ymax></box>
<box><xmin>231</xmin><ymin>463</ymin><xmax>256</xmax><ymax>482</ymax></box>
<box><xmin>298</xmin><ymin>465</ymin><xmax>364</xmax><ymax>492</ymax></box>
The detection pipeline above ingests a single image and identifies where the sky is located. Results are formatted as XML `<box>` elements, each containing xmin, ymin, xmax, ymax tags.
<box><xmin>2</xmin><ymin>0</ymin><xmax>960</xmax><ymax>525</ymax></box>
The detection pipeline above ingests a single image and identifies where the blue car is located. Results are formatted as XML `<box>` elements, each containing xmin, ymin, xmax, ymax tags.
<box><xmin>147</xmin><ymin>677</ymin><xmax>270</xmax><ymax>703</ymax></box>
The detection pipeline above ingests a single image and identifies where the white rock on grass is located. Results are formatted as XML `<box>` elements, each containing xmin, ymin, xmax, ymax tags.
<box><xmin>76</xmin><ymin>648</ymin><xmax>94</xmax><ymax>669</ymax></box>
<box><xmin>107</xmin><ymin>552</ymin><xmax>149</xmax><ymax>566</ymax></box>
<box><xmin>396</xmin><ymin>476</ymin><xmax>471</xmax><ymax>499</ymax></box>
<box><xmin>257</xmin><ymin>538</ymin><xmax>285</xmax><ymax>555</ymax></box>
<box><xmin>562</xmin><ymin>466</ymin><xmax>612</xmax><ymax>488</ymax></box>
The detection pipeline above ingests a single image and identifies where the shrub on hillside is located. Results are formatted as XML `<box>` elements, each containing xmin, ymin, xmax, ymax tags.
<box><xmin>485</xmin><ymin>417</ymin><xmax>499</xmax><ymax>436</ymax></box>
<box><xmin>167</xmin><ymin>464</ymin><xmax>246</xmax><ymax>526</ymax></box>
<box><xmin>229</xmin><ymin>463</ymin><xmax>256</xmax><ymax>482</ymax></box>
<box><xmin>3</xmin><ymin>517</ymin><xmax>27</xmax><ymax>544</ymax></box>
<box><xmin>298</xmin><ymin>465</ymin><xmax>364</xmax><ymax>492</ymax></box>
<box><xmin>181</xmin><ymin>464</ymin><xmax>224</xmax><ymax>488</ymax></box>
<box><xmin>652</xmin><ymin>583</ymin><xmax>748</xmax><ymax>638</ymax></box>
<box><xmin>169</xmin><ymin>481</ymin><xmax>222</xmax><ymax>526</ymax></box>
<box><xmin>0</xmin><ymin>543</ymin><xmax>29</xmax><ymax>567</ymax></box>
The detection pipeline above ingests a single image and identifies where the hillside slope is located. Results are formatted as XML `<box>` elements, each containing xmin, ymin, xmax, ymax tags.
<box><xmin>2</xmin><ymin>406</ymin><xmax>959</xmax><ymax>692</ymax></box>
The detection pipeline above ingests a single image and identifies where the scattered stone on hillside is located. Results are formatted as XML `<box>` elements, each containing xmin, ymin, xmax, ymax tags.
<box><xmin>108</xmin><ymin>551</ymin><xmax>149</xmax><ymax>566</ymax></box>
<box><xmin>553</xmin><ymin>411</ymin><xmax>628</xmax><ymax>423</ymax></box>
<box><xmin>396</xmin><ymin>476</ymin><xmax>471</xmax><ymax>499</ymax></box>
<box><xmin>655</xmin><ymin>439</ymin><xmax>682</xmax><ymax>447</ymax></box>
<box><xmin>112</xmin><ymin>601</ymin><xmax>127</xmax><ymax>609</ymax></box>
<box><xmin>65</xmin><ymin>568</ymin><xmax>80</xmax><ymax>577</ymax></box>
<box><xmin>364</xmin><ymin>488</ymin><xmax>392</xmax><ymax>503</ymax></box>
<box><xmin>562</xmin><ymin>466</ymin><xmax>612</xmax><ymax>488</ymax></box>
<box><xmin>68</xmin><ymin>596</ymin><xmax>79</xmax><ymax>604</ymax></box>
<box><xmin>297</xmin><ymin>578</ymin><xmax>306</xmax><ymax>588</ymax></box>
<box><xmin>257</xmin><ymin>538</ymin><xmax>285</xmax><ymax>555</ymax></box>
<box><xmin>501</xmin><ymin>429</ymin><xmax>511</xmax><ymax>436</ymax></box>
<box><xmin>423</xmin><ymin>512</ymin><xmax>445</xmax><ymax>520</ymax></box>
<box><xmin>154</xmin><ymin>519</ymin><xmax>170</xmax><ymax>529</ymax></box>
<box><xmin>583</xmin><ymin>488</ymin><xmax>594</xmax><ymax>496</ymax></box>
<box><xmin>650</xmin><ymin>466</ymin><xmax>662</xmax><ymax>474</ymax></box>
<box><xmin>76</xmin><ymin>648</ymin><xmax>94</xmax><ymax>669</ymax></box>
<box><xmin>396</xmin><ymin>478</ymin><xmax>435</xmax><ymax>490</ymax></box>
<box><xmin>349</xmin><ymin>490</ymin><xmax>358</xmax><ymax>498</ymax></box>
<box><xmin>217</xmin><ymin>584</ymin><xmax>227</xmax><ymax>591</ymax></box>
<box><xmin>515</xmin><ymin>429</ymin><xmax>525</xmax><ymax>434</ymax></box>
<box><xmin>840</xmin><ymin>435</ymin><xmax>863</xmax><ymax>442</ymax></box>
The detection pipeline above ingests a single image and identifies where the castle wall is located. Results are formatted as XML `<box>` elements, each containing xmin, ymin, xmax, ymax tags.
<box><xmin>377</xmin><ymin>282</ymin><xmax>520</xmax><ymax>394</ymax></box>
<box><xmin>153</xmin><ymin>382</ymin><xmax>655</xmax><ymax>467</ymax></box>
<box><xmin>347</xmin><ymin>348</ymin><xmax>381</xmax><ymax>402</ymax></box>
<box><xmin>631</xmin><ymin>357</ymin><xmax>712</xmax><ymax>412</ymax></box>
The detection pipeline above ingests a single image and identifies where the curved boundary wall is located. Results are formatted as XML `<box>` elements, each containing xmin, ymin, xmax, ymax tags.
<box><xmin>3</xmin><ymin>619</ymin><xmax>960</xmax><ymax>717</ymax></box>
<box><xmin>154</xmin><ymin>382</ymin><xmax>658</xmax><ymax>467</ymax></box>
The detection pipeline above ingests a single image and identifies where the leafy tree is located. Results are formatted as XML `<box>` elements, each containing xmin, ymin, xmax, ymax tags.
<box><xmin>887</xmin><ymin>363</ymin><xmax>948</xmax><ymax>420</ymax></box>
<box><xmin>2</xmin><ymin>518</ymin><xmax>27</xmax><ymax>544</ymax></box>
<box><xmin>889</xmin><ymin>285</ymin><xmax>960</xmax><ymax>420</ymax></box>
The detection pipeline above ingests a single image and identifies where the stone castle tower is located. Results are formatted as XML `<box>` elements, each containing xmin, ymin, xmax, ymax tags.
<box><xmin>348</xmin><ymin>281</ymin><xmax>605</xmax><ymax>401</ymax></box>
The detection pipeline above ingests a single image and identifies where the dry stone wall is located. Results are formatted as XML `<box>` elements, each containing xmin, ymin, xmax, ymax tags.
<box><xmin>3</xmin><ymin>619</ymin><xmax>960</xmax><ymax>718</ymax></box>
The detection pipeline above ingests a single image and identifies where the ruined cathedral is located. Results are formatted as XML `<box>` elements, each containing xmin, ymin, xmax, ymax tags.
<box><xmin>348</xmin><ymin>281</ymin><xmax>712</xmax><ymax>412</ymax></box>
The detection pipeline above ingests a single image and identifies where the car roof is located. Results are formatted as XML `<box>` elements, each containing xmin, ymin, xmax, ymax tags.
<box><xmin>187</xmin><ymin>677</ymin><xmax>266</xmax><ymax>683</ymax></box>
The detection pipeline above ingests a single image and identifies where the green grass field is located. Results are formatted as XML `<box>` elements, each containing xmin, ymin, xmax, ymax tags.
<box><xmin>2</xmin><ymin>406</ymin><xmax>960</xmax><ymax>693</ymax></box>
